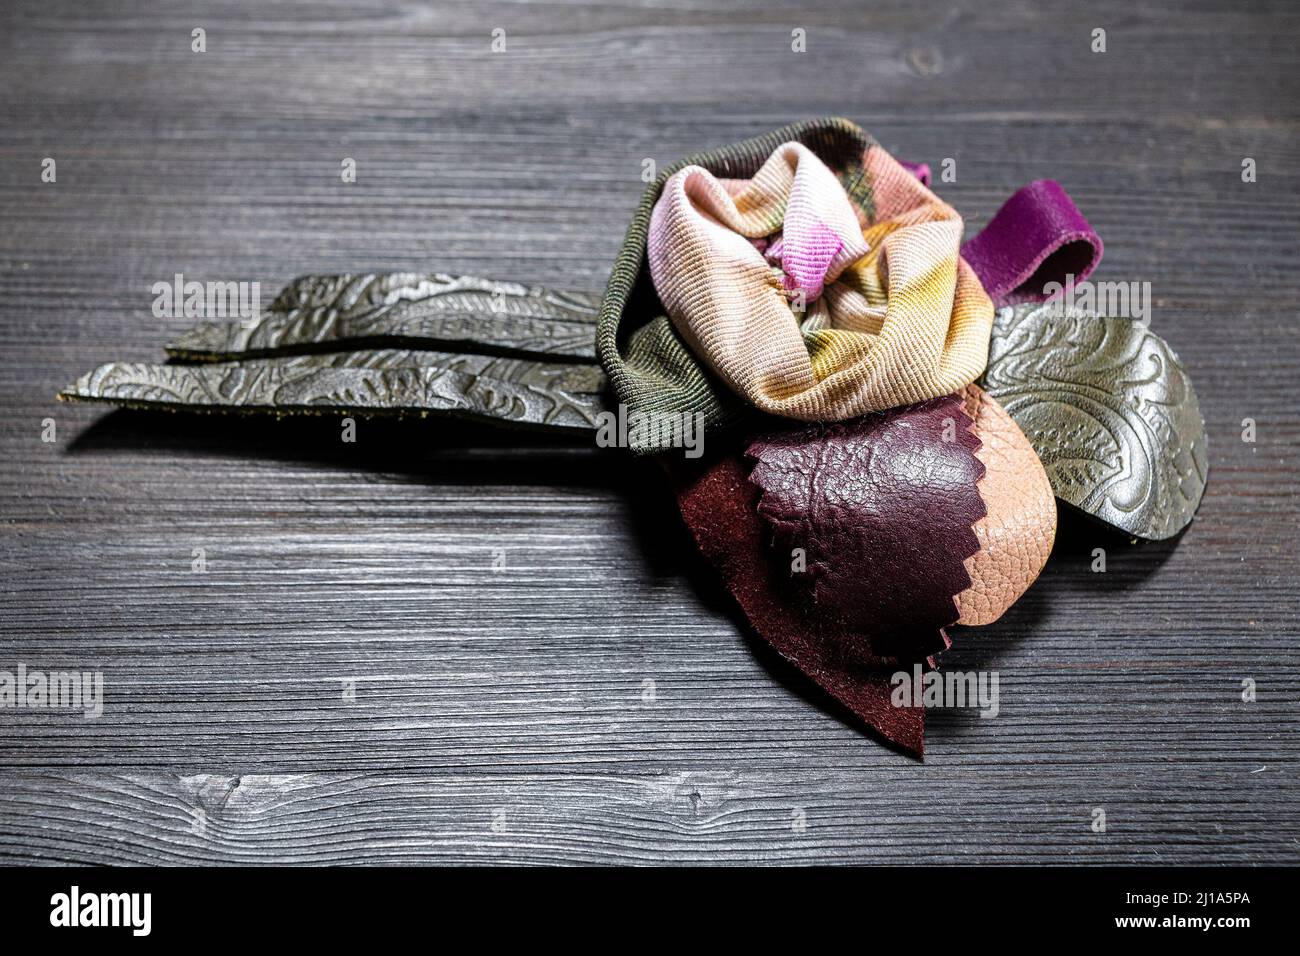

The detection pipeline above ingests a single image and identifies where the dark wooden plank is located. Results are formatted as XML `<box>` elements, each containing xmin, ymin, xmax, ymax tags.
<box><xmin>2</xmin><ymin>766</ymin><xmax>1293</xmax><ymax>865</ymax></box>
<box><xmin>0</xmin><ymin>0</ymin><xmax>1297</xmax><ymax>864</ymax></box>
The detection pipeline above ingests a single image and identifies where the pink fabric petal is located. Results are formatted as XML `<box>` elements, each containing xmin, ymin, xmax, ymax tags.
<box><xmin>780</xmin><ymin>220</ymin><xmax>844</xmax><ymax>301</ymax></box>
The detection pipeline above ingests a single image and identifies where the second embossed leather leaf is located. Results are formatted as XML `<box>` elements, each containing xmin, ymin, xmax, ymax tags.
<box><xmin>980</xmin><ymin>304</ymin><xmax>1208</xmax><ymax>540</ymax></box>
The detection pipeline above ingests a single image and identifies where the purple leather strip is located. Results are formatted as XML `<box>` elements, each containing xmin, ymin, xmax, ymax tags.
<box><xmin>959</xmin><ymin>179</ymin><xmax>1103</xmax><ymax>305</ymax></box>
<box><xmin>899</xmin><ymin>160</ymin><xmax>931</xmax><ymax>187</ymax></box>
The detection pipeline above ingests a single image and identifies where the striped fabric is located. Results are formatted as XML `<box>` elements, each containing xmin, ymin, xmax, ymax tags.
<box><xmin>646</xmin><ymin>140</ymin><xmax>993</xmax><ymax>421</ymax></box>
<box><xmin>595</xmin><ymin>119</ymin><xmax>946</xmax><ymax>453</ymax></box>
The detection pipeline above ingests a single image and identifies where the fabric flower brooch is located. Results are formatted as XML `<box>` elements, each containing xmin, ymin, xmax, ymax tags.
<box><xmin>62</xmin><ymin>117</ymin><xmax>1208</xmax><ymax>757</ymax></box>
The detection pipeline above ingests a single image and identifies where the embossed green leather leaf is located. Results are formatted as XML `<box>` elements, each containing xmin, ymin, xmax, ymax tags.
<box><xmin>166</xmin><ymin>273</ymin><xmax>600</xmax><ymax>363</ymax></box>
<box><xmin>980</xmin><ymin>303</ymin><xmax>1207</xmax><ymax>540</ymax></box>
<box><xmin>60</xmin><ymin>349</ymin><xmax>607</xmax><ymax>431</ymax></box>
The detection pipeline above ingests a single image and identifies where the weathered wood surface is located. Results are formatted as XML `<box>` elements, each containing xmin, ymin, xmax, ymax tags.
<box><xmin>0</xmin><ymin>0</ymin><xmax>1297</xmax><ymax>864</ymax></box>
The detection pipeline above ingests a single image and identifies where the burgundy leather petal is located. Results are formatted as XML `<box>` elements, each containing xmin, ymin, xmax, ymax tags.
<box><xmin>747</xmin><ymin>394</ymin><xmax>987</xmax><ymax>661</ymax></box>
<box><xmin>673</xmin><ymin>454</ymin><xmax>927</xmax><ymax>757</ymax></box>
<box><xmin>669</xmin><ymin>395</ymin><xmax>990</xmax><ymax>758</ymax></box>
<box><xmin>960</xmin><ymin>179</ymin><xmax>1103</xmax><ymax>305</ymax></box>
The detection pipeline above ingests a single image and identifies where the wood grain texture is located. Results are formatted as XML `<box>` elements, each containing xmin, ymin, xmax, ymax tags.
<box><xmin>1</xmin><ymin>0</ymin><xmax>1298</xmax><ymax>865</ymax></box>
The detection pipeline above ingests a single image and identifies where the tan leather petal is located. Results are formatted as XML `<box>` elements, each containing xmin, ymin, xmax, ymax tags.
<box><xmin>956</xmin><ymin>384</ymin><xmax>1056</xmax><ymax>626</ymax></box>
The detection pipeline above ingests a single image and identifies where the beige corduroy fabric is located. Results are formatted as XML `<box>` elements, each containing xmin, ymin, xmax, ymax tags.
<box><xmin>646</xmin><ymin>140</ymin><xmax>994</xmax><ymax>421</ymax></box>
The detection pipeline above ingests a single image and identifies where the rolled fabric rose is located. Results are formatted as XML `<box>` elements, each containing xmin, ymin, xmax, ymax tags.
<box><xmin>646</xmin><ymin>140</ymin><xmax>994</xmax><ymax>421</ymax></box>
